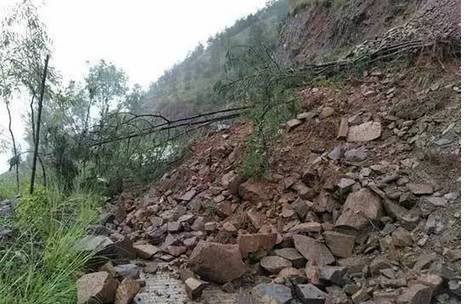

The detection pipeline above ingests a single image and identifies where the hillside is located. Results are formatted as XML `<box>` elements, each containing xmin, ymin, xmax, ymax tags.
<box><xmin>77</xmin><ymin>1</ymin><xmax>461</xmax><ymax>303</ymax></box>
<box><xmin>0</xmin><ymin>0</ymin><xmax>461</xmax><ymax>303</ymax></box>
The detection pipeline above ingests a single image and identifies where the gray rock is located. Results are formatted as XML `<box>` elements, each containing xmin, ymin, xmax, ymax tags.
<box><xmin>274</xmin><ymin>248</ymin><xmax>306</xmax><ymax>268</ymax></box>
<box><xmin>114</xmin><ymin>264</ymin><xmax>141</xmax><ymax>280</ymax></box>
<box><xmin>295</xmin><ymin>284</ymin><xmax>328</xmax><ymax>304</ymax></box>
<box><xmin>251</xmin><ymin>283</ymin><xmax>293</xmax><ymax>304</ymax></box>
<box><xmin>344</xmin><ymin>147</ymin><xmax>368</xmax><ymax>162</ymax></box>
<box><xmin>260</xmin><ymin>256</ymin><xmax>293</xmax><ymax>274</ymax></box>
<box><xmin>293</xmin><ymin>235</ymin><xmax>335</xmax><ymax>266</ymax></box>
<box><xmin>397</xmin><ymin>284</ymin><xmax>433</xmax><ymax>304</ymax></box>
<box><xmin>347</xmin><ymin>121</ymin><xmax>382</xmax><ymax>142</ymax></box>
<box><xmin>319</xmin><ymin>266</ymin><xmax>347</xmax><ymax>286</ymax></box>
<box><xmin>406</xmin><ymin>183</ymin><xmax>434</xmax><ymax>195</ymax></box>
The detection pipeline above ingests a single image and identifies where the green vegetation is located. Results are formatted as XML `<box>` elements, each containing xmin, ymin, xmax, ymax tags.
<box><xmin>0</xmin><ymin>185</ymin><xmax>100</xmax><ymax>304</ymax></box>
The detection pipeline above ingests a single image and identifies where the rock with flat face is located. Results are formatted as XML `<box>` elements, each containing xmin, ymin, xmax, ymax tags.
<box><xmin>77</xmin><ymin>271</ymin><xmax>119</xmax><ymax>304</ymax></box>
<box><xmin>406</xmin><ymin>183</ymin><xmax>433</xmax><ymax>195</ymax></box>
<box><xmin>114</xmin><ymin>278</ymin><xmax>141</xmax><ymax>304</ymax></box>
<box><xmin>287</xmin><ymin>118</ymin><xmax>303</xmax><ymax>129</ymax></box>
<box><xmin>274</xmin><ymin>248</ymin><xmax>306</xmax><ymax>268</ymax></box>
<box><xmin>238</xmin><ymin>233</ymin><xmax>277</xmax><ymax>258</ymax></box>
<box><xmin>337</xmin><ymin>117</ymin><xmax>349</xmax><ymax>139</ymax></box>
<box><xmin>184</xmin><ymin>277</ymin><xmax>208</xmax><ymax>300</ymax></box>
<box><xmin>295</xmin><ymin>284</ymin><xmax>328</xmax><ymax>304</ymax></box>
<box><xmin>133</xmin><ymin>244</ymin><xmax>158</xmax><ymax>259</ymax></box>
<box><xmin>260</xmin><ymin>256</ymin><xmax>293</xmax><ymax>274</ymax></box>
<box><xmin>114</xmin><ymin>264</ymin><xmax>141</xmax><ymax>280</ymax></box>
<box><xmin>251</xmin><ymin>283</ymin><xmax>293</xmax><ymax>304</ymax></box>
<box><xmin>293</xmin><ymin>235</ymin><xmax>335</xmax><ymax>266</ymax></box>
<box><xmin>336</xmin><ymin>188</ymin><xmax>383</xmax><ymax>230</ymax></box>
<box><xmin>347</xmin><ymin>121</ymin><xmax>382</xmax><ymax>142</ymax></box>
<box><xmin>76</xmin><ymin>235</ymin><xmax>113</xmax><ymax>253</ymax></box>
<box><xmin>323</xmin><ymin>231</ymin><xmax>355</xmax><ymax>258</ymax></box>
<box><xmin>188</xmin><ymin>241</ymin><xmax>247</xmax><ymax>283</ymax></box>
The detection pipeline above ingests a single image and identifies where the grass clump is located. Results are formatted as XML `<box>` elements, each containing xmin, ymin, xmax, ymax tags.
<box><xmin>0</xmin><ymin>185</ymin><xmax>101</xmax><ymax>304</ymax></box>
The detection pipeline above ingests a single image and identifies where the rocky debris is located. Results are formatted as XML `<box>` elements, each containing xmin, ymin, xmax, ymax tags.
<box><xmin>319</xmin><ymin>266</ymin><xmax>347</xmax><ymax>286</ymax></box>
<box><xmin>251</xmin><ymin>283</ymin><xmax>293</xmax><ymax>304</ymax></box>
<box><xmin>184</xmin><ymin>277</ymin><xmax>208</xmax><ymax>300</ymax></box>
<box><xmin>322</xmin><ymin>231</ymin><xmax>355</xmax><ymax>258</ymax></box>
<box><xmin>260</xmin><ymin>256</ymin><xmax>293</xmax><ymax>274</ymax></box>
<box><xmin>114</xmin><ymin>278</ymin><xmax>141</xmax><ymax>304</ymax></box>
<box><xmin>320</xmin><ymin>106</ymin><xmax>335</xmax><ymax>118</ymax></box>
<box><xmin>77</xmin><ymin>235</ymin><xmax>113</xmax><ymax>253</ymax></box>
<box><xmin>344</xmin><ymin>147</ymin><xmax>368</xmax><ymax>162</ymax></box>
<box><xmin>287</xmin><ymin>118</ymin><xmax>303</xmax><ymax>129</ymax></box>
<box><xmin>274</xmin><ymin>248</ymin><xmax>306</xmax><ymax>268</ymax></box>
<box><xmin>133</xmin><ymin>244</ymin><xmax>158</xmax><ymax>259</ymax></box>
<box><xmin>293</xmin><ymin>235</ymin><xmax>335</xmax><ymax>266</ymax></box>
<box><xmin>238</xmin><ymin>233</ymin><xmax>277</xmax><ymax>258</ymax></box>
<box><xmin>188</xmin><ymin>241</ymin><xmax>247</xmax><ymax>283</ymax></box>
<box><xmin>288</xmin><ymin>222</ymin><xmax>321</xmax><ymax>234</ymax></box>
<box><xmin>77</xmin><ymin>271</ymin><xmax>119</xmax><ymax>304</ymax></box>
<box><xmin>295</xmin><ymin>284</ymin><xmax>328</xmax><ymax>304</ymax></box>
<box><xmin>180</xmin><ymin>189</ymin><xmax>197</xmax><ymax>201</ymax></box>
<box><xmin>238</xmin><ymin>179</ymin><xmax>273</xmax><ymax>202</ymax></box>
<box><xmin>347</xmin><ymin>121</ymin><xmax>382</xmax><ymax>142</ymax></box>
<box><xmin>336</xmin><ymin>188</ymin><xmax>383</xmax><ymax>230</ymax></box>
<box><xmin>391</xmin><ymin>227</ymin><xmax>412</xmax><ymax>247</ymax></box>
<box><xmin>114</xmin><ymin>264</ymin><xmax>141</xmax><ymax>280</ymax></box>
<box><xmin>397</xmin><ymin>284</ymin><xmax>433</xmax><ymax>304</ymax></box>
<box><xmin>337</xmin><ymin>118</ymin><xmax>349</xmax><ymax>139</ymax></box>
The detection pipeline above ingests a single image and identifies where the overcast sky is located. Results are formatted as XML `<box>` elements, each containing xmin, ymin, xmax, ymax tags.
<box><xmin>0</xmin><ymin>0</ymin><xmax>269</xmax><ymax>173</ymax></box>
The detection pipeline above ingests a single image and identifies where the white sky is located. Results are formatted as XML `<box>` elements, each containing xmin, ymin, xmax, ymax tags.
<box><xmin>0</xmin><ymin>0</ymin><xmax>269</xmax><ymax>173</ymax></box>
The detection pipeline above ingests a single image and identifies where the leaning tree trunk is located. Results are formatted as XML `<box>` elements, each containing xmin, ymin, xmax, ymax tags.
<box><xmin>5</xmin><ymin>101</ymin><xmax>19</xmax><ymax>193</ymax></box>
<box><xmin>29</xmin><ymin>55</ymin><xmax>49</xmax><ymax>194</ymax></box>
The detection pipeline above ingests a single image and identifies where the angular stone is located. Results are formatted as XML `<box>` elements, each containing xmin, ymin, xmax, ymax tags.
<box><xmin>337</xmin><ymin>255</ymin><xmax>369</xmax><ymax>274</ymax></box>
<box><xmin>369</xmin><ymin>256</ymin><xmax>391</xmax><ymax>276</ymax></box>
<box><xmin>77</xmin><ymin>235</ymin><xmax>113</xmax><ymax>253</ymax></box>
<box><xmin>351</xmin><ymin>288</ymin><xmax>370</xmax><ymax>303</ymax></box>
<box><xmin>288</xmin><ymin>222</ymin><xmax>321</xmax><ymax>234</ymax></box>
<box><xmin>191</xmin><ymin>216</ymin><xmax>205</xmax><ymax>231</ymax></box>
<box><xmin>77</xmin><ymin>271</ymin><xmax>119</xmax><ymax>304</ymax></box>
<box><xmin>204</xmin><ymin>222</ymin><xmax>217</xmax><ymax>231</ymax></box>
<box><xmin>344</xmin><ymin>147</ymin><xmax>368</xmax><ymax>162</ymax></box>
<box><xmin>221</xmin><ymin>171</ymin><xmax>243</xmax><ymax>195</ymax></box>
<box><xmin>238</xmin><ymin>233</ymin><xmax>277</xmax><ymax>258</ymax></box>
<box><xmin>347</xmin><ymin>122</ymin><xmax>382</xmax><ymax>142</ymax></box>
<box><xmin>166</xmin><ymin>245</ymin><xmax>187</xmax><ymax>257</ymax></box>
<box><xmin>423</xmin><ymin>196</ymin><xmax>448</xmax><ymax>207</ymax></box>
<box><xmin>416</xmin><ymin>274</ymin><xmax>444</xmax><ymax>294</ymax></box>
<box><xmin>397</xmin><ymin>284</ymin><xmax>433</xmax><ymax>304</ymax></box>
<box><xmin>323</xmin><ymin>231</ymin><xmax>355</xmax><ymax>258</ymax></box>
<box><xmin>383</xmin><ymin>199</ymin><xmax>419</xmax><ymax>230</ymax></box>
<box><xmin>114</xmin><ymin>264</ymin><xmax>140</xmax><ymax>280</ymax></box>
<box><xmin>319</xmin><ymin>266</ymin><xmax>347</xmax><ymax>286</ymax></box>
<box><xmin>167</xmin><ymin>221</ymin><xmax>181</xmax><ymax>232</ymax></box>
<box><xmin>406</xmin><ymin>183</ymin><xmax>433</xmax><ymax>195</ymax></box>
<box><xmin>274</xmin><ymin>248</ymin><xmax>306</xmax><ymax>268</ymax></box>
<box><xmin>296</xmin><ymin>284</ymin><xmax>328</xmax><ymax>304</ymax></box>
<box><xmin>337</xmin><ymin>118</ymin><xmax>349</xmax><ymax>139</ymax></box>
<box><xmin>184</xmin><ymin>277</ymin><xmax>208</xmax><ymax>300</ymax></box>
<box><xmin>291</xmin><ymin>198</ymin><xmax>310</xmax><ymax>220</ymax></box>
<box><xmin>320</xmin><ymin>106</ymin><xmax>334</xmax><ymax>118</ymax></box>
<box><xmin>239</xmin><ymin>180</ymin><xmax>272</xmax><ymax>202</ymax></box>
<box><xmin>336</xmin><ymin>178</ymin><xmax>356</xmax><ymax>193</ymax></box>
<box><xmin>287</xmin><ymin>118</ymin><xmax>303</xmax><ymax>129</ymax></box>
<box><xmin>293</xmin><ymin>235</ymin><xmax>335</xmax><ymax>265</ymax></box>
<box><xmin>115</xmin><ymin>278</ymin><xmax>141</xmax><ymax>304</ymax></box>
<box><xmin>305</xmin><ymin>262</ymin><xmax>320</xmax><ymax>284</ymax></box>
<box><xmin>260</xmin><ymin>256</ymin><xmax>293</xmax><ymax>274</ymax></box>
<box><xmin>391</xmin><ymin>227</ymin><xmax>413</xmax><ymax>247</ymax></box>
<box><xmin>181</xmin><ymin>189</ymin><xmax>197</xmax><ymax>201</ymax></box>
<box><xmin>251</xmin><ymin>283</ymin><xmax>293</xmax><ymax>304</ymax></box>
<box><xmin>133</xmin><ymin>244</ymin><xmax>158</xmax><ymax>259</ymax></box>
<box><xmin>188</xmin><ymin>241</ymin><xmax>247</xmax><ymax>283</ymax></box>
<box><xmin>336</xmin><ymin>188</ymin><xmax>383</xmax><ymax>230</ymax></box>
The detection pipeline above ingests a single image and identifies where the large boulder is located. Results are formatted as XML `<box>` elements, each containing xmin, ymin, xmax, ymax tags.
<box><xmin>293</xmin><ymin>235</ymin><xmax>335</xmax><ymax>266</ymax></box>
<box><xmin>335</xmin><ymin>188</ymin><xmax>383</xmax><ymax>230</ymax></box>
<box><xmin>77</xmin><ymin>271</ymin><xmax>119</xmax><ymax>304</ymax></box>
<box><xmin>188</xmin><ymin>241</ymin><xmax>247</xmax><ymax>283</ymax></box>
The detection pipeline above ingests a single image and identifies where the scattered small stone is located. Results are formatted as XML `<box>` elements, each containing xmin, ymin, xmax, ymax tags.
<box><xmin>424</xmin><ymin>196</ymin><xmax>448</xmax><ymax>207</ymax></box>
<box><xmin>114</xmin><ymin>264</ymin><xmax>141</xmax><ymax>280</ymax></box>
<box><xmin>397</xmin><ymin>284</ymin><xmax>433</xmax><ymax>304</ymax></box>
<box><xmin>328</xmin><ymin>146</ymin><xmax>343</xmax><ymax>160</ymax></box>
<box><xmin>293</xmin><ymin>234</ymin><xmax>335</xmax><ymax>266</ymax></box>
<box><xmin>337</xmin><ymin>118</ymin><xmax>349</xmax><ymax>139</ymax></box>
<box><xmin>336</xmin><ymin>188</ymin><xmax>383</xmax><ymax>230</ymax></box>
<box><xmin>238</xmin><ymin>233</ymin><xmax>277</xmax><ymax>258</ymax></box>
<box><xmin>181</xmin><ymin>189</ymin><xmax>197</xmax><ymax>201</ymax></box>
<box><xmin>287</xmin><ymin>118</ymin><xmax>303</xmax><ymax>129</ymax></box>
<box><xmin>351</xmin><ymin>288</ymin><xmax>370</xmax><ymax>304</ymax></box>
<box><xmin>320</xmin><ymin>106</ymin><xmax>335</xmax><ymax>118</ymax></box>
<box><xmin>344</xmin><ymin>147</ymin><xmax>368</xmax><ymax>162</ymax></box>
<box><xmin>319</xmin><ymin>266</ymin><xmax>347</xmax><ymax>286</ymax></box>
<box><xmin>425</xmin><ymin>213</ymin><xmax>445</xmax><ymax>234</ymax></box>
<box><xmin>133</xmin><ymin>244</ymin><xmax>158</xmax><ymax>259</ymax></box>
<box><xmin>288</xmin><ymin>222</ymin><xmax>322</xmax><ymax>234</ymax></box>
<box><xmin>391</xmin><ymin>227</ymin><xmax>413</xmax><ymax>247</ymax></box>
<box><xmin>115</xmin><ymin>278</ymin><xmax>141</xmax><ymax>304</ymax></box>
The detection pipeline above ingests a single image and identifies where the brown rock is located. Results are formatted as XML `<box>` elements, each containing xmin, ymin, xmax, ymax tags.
<box><xmin>133</xmin><ymin>244</ymin><xmax>158</xmax><ymax>259</ymax></box>
<box><xmin>397</xmin><ymin>284</ymin><xmax>433</xmax><ymax>304</ymax></box>
<box><xmin>289</xmin><ymin>222</ymin><xmax>321</xmax><ymax>234</ymax></box>
<box><xmin>221</xmin><ymin>171</ymin><xmax>243</xmax><ymax>195</ymax></box>
<box><xmin>188</xmin><ymin>241</ymin><xmax>247</xmax><ymax>283</ymax></box>
<box><xmin>166</xmin><ymin>245</ymin><xmax>187</xmax><ymax>257</ymax></box>
<box><xmin>293</xmin><ymin>235</ymin><xmax>335</xmax><ymax>265</ymax></box>
<box><xmin>239</xmin><ymin>179</ymin><xmax>273</xmax><ymax>202</ymax></box>
<box><xmin>391</xmin><ymin>227</ymin><xmax>413</xmax><ymax>247</ymax></box>
<box><xmin>323</xmin><ymin>231</ymin><xmax>355</xmax><ymax>258</ymax></box>
<box><xmin>77</xmin><ymin>271</ymin><xmax>119</xmax><ymax>304</ymax></box>
<box><xmin>416</xmin><ymin>274</ymin><xmax>443</xmax><ymax>294</ymax></box>
<box><xmin>287</xmin><ymin>118</ymin><xmax>303</xmax><ymax>129</ymax></box>
<box><xmin>337</xmin><ymin>117</ymin><xmax>349</xmax><ymax>139</ymax></box>
<box><xmin>238</xmin><ymin>233</ymin><xmax>277</xmax><ymax>258</ymax></box>
<box><xmin>115</xmin><ymin>278</ymin><xmax>141</xmax><ymax>304</ymax></box>
<box><xmin>305</xmin><ymin>261</ymin><xmax>320</xmax><ymax>284</ymax></box>
<box><xmin>260</xmin><ymin>256</ymin><xmax>293</xmax><ymax>274</ymax></box>
<box><xmin>277</xmin><ymin>267</ymin><xmax>307</xmax><ymax>284</ymax></box>
<box><xmin>336</xmin><ymin>188</ymin><xmax>383</xmax><ymax>230</ymax></box>
<box><xmin>184</xmin><ymin>277</ymin><xmax>208</xmax><ymax>300</ymax></box>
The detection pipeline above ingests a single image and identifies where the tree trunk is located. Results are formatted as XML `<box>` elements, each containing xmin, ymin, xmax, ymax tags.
<box><xmin>30</xmin><ymin>55</ymin><xmax>49</xmax><ymax>194</ymax></box>
<box><xmin>5</xmin><ymin>101</ymin><xmax>19</xmax><ymax>193</ymax></box>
